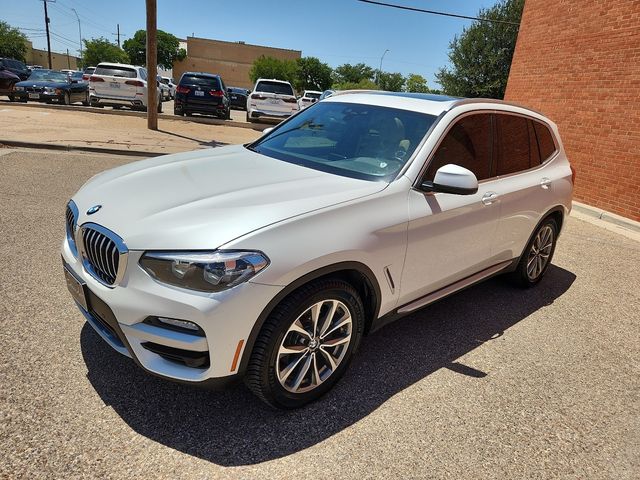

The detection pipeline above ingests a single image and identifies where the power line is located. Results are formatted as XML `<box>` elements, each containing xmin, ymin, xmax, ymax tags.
<box><xmin>51</xmin><ymin>30</ymin><xmax>80</xmax><ymax>46</ymax></box>
<box><xmin>356</xmin><ymin>0</ymin><xmax>520</xmax><ymax>26</ymax></box>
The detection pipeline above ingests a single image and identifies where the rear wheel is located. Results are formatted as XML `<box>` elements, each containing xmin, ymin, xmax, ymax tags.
<box><xmin>157</xmin><ymin>99</ymin><xmax>162</xmax><ymax>113</ymax></box>
<box><xmin>82</xmin><ymin>91</ymin><xmax>89</xmax><ymax>106</ymax></box>
<box><xmin>245</xmin><ymin>279</ymin><xmax>364</xmax><ymax>409</ymax></box>
<box><xmin>509</xmin><ymin>217</ymin><xmax>558</xmax><ymax>288</ymax></box>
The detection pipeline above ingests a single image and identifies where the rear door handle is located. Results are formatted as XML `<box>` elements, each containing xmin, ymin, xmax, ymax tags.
<box><xmin>481</xmin><ymin>192</ymin><xmax>499</xmax><ymax>205</ymax></box>
<box><xmin>540</xmin><ymin>177</ymin><xmax>552</xmax><ymax>189</ymax></box>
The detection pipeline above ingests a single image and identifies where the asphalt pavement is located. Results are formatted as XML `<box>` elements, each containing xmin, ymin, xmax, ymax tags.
<box><xmin>0</xmin><ymin>148</ymin><xmax>638</xmax><ymax>479</ymax></box>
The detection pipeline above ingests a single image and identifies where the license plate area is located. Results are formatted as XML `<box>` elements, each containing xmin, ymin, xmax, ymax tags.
<box><xmin>64</xmin><ymin>265</ymin><xmax>88</xmax><ymax>311</ymax></box>
<box><xmin>268</xmin><ymin>98</ymin><xmax>280</xmax><ymax>104</ymax></box>
<box><xmin>109</xmin><ymin>82</ymin><xmax>120</xmax><ymax>89</ymax></box>
<box><xmin>28</xmin><ymin>93</ymin><xmax>40</xmax><ymax>99</ymax></box>
<box><xmin>194</xmin><ymin>90</ymin><xmax>204</xmax><ymax>96</ymax></box>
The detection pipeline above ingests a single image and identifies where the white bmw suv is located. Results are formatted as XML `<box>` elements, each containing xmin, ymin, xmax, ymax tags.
<box><xmin>246</xmin><ymin>78</ymin><xmax>299</xmax><ymax>122</ymax></box>
<box><xmin>62</xmin><ymin>92</ymin><xmax>574</xmax><ymax>408</ymax></box>
<box><xmin>89</xmin><ymin>62</ymin><xmax>162</xmax><ymax>112</ymax></box>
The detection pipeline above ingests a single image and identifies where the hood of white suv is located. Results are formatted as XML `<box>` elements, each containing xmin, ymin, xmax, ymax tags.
<box><xmin>72</xmin><ymin>145</ymin><xmax>387</xmax><ymax>250</ymax></box>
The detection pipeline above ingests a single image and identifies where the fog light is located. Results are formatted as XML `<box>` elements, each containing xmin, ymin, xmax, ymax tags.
<box><xmin>157</xmin><ymin>317</ymin><xmax>200</xmax><ymax>331</ymax></box>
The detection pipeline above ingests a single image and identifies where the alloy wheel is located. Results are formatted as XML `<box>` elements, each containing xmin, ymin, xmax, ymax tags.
<box><xmin>276</xmin><ymin>299</ymin><xmax>352</xmax><ymax>394</ymax></box>
<box><xmin>527</xmin><ymin>225</ymin><xmax>554</xmax><ymax>280</ymax></box>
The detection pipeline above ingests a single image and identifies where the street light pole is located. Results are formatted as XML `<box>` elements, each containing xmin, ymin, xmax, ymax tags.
<box><xmin>378</xmin><ymin>49</ymin><xmax>389</xmax><ymax>85</ymax></box>
<box><xmin>71</xmin><ymin>8</ymin><xmax>83</xmax><ymax>66</ymax></box>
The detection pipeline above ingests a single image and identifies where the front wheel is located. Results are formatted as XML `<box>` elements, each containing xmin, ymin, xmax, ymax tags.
<box><xmin>509</xmin><ymin>217</ymin><xmax>558</xmax><ymax>288</ymax></box>
<box><xmin>245</xmin><ymin>279</ymin><xmax>364</xmax><ymax>409</ymax></box>
<box><xmin>63</xmin><ymin>92</ymin><xmax>71</xmax><ymax>105</ymax></box>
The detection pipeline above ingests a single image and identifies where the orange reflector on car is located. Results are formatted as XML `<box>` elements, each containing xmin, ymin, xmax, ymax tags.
<box><xmin>230</xmin><ymin>339</ymin><xmax>244</xmax><ymax>372</ymax></box>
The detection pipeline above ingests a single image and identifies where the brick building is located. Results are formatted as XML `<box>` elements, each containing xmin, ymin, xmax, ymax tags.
<box><xmin>172</xmin><ymin>37</ymin><xmax>301</xmax><ymax>89</ymax></box>
<box><xmin>505</xmin><ymin>0</ymin><xmax>640</xmax><ymax>221</ymax></box>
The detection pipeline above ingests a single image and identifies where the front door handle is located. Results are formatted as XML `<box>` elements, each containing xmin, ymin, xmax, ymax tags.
<box><xmin>540</xmin><ymin>177</ymin><xmax>552</xmax><ymax>189</ymax></box>
<box><xmin>481</xmin><ymin>192</ymin><xmax>499</xmax><ymax>205</ymax></box>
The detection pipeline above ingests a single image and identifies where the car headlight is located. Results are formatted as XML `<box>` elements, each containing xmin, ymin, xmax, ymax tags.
<box><xmin>14</xmin><ymin>86</ymin><xmax>24</xmax><ymax>91</ymax></box>
<box><xmin>139</xmin><ymin>250</ymin><xmax>269</xmax><ymax>292</ymax></box>
<box><xmin>44</xmin><ymin>87</ymin><xmax>56</xmax><ymax>94</ymax></box>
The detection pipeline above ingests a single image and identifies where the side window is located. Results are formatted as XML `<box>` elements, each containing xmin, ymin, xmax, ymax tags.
<box><xmin>424</xmin><ymin>113</ymin><xmax>492</xmax><ymax>181</ymax></box>
<box><xmin>139</xmin><ymin>68</ymin><xmax>147</xmax><ymax>81</ymax></box>
<box><xmin>533</xmin><ymin>121</ymin><xmax>556</xmax><ymax>162</ymax></box>
<box><xmin>495</xmin><ymin>114</ymin><xmax>530</xmax><ymax>176</ymax></box>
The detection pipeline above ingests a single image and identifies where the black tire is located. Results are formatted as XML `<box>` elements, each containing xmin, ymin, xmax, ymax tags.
<box><xmin>157</xmin><ymin>99</ymin><xmax>162</xmax><ymax>113</ymax></box>
<box><xmin>82</xmin><ymin>92</ymin><xmax>89</xmax><ymax>106</ymax></box>
<box><xmin>509</xmin><ymin>217</ymin><xmax>558</xmax><ymax>288</ymax></box>
<box><xmin>246</xmin><ymin>111</ymin><xmax>255</xmax><ymax>123</ymax></box>
<box><xmin>8</xmin><ymin>94</ymin><xmax>15</xmax><ymax>102</ymax></box>
<box><xmin>245</xmin><ymin>279</ymin><xmax>364</xmax><ymax>409</ymax></box>
<box><xmin>174</xmin><ymin>109</ymin><xmax>183</xmax><ymax>116</ymax></box>
<box><xmin>225</xmin><ymin>107</ymin><xmax>231</xmax><ymax>120</ymax></box>
<box><xmin>63</xmin><ymin>92</ymin><xmax>71</xmax><ymax>105</ymax></box>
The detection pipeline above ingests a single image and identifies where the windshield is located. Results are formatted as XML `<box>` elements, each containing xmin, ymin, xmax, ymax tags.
<box><xmin>70</xmin><ymin>71</ymin><xmax>83</xmax><ymax>80</ymax></box>
<box><xmin>305</xmin><ymin>92</ymin><xmax>321</xmax><ymax>99</ymax></box>
<box><xmin>255</xmin><ymin>81</ymin><xmax>294</xmax><ymax>96</ymax></box>
<box><xmin>28</xmin><ymin>70</ymin><xmax>68</xmax><ymax>82</ymax></box>
<box><xmin>249</xmin><ymin>101</ymin><xmax>437</xmax><ymax>181</ymax></box>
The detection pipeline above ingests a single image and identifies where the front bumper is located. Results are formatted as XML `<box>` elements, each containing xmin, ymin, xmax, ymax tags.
<box><xmin>14</xmin><ymin>91</ymin><xmax>63</xmax><ymax>102</ymax></box>
<box><xmin>61</xmin><ymin>235</ymin><xmax>283</xmax><ymax>385</ymax></box>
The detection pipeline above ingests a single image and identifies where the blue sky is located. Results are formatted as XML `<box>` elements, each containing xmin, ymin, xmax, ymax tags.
<box><xmin>2</xmin><ymin>0</ymin><xmax>500</xmax><ymax>88</ymax></box>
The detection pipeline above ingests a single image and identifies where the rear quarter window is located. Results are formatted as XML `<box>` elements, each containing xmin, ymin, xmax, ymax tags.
<box><xmin>255</xmin><ymin>81</ymin><xmax>294</xmax><ymax>96</ymax></box>
<box><xmin>533</xmin><ymin>121</ymin><xmax>557</xmax><ymax>162</ymax></box>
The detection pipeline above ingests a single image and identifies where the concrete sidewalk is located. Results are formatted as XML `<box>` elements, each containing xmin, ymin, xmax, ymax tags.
<box><xmin>0</xmin><ymin>105</ymin><xmax>261</xmax><ymax>155</ymax></box>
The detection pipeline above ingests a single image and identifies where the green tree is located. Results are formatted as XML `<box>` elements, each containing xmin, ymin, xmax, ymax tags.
<box><xmin>82</xmin><ymin>37</ymin><xmax>129</xmax><ymax>67</ymax></box>
<box><xmin>435</xmin><ymin>0</ymin><xmax>524</xmax><ymax>99</ymax></box>
<box><xmin>332</xmin><ymin>78</ymin><xmax>379</xmax><ymax>91</ymax></box>
<box><xmin>294</xmin><ymin>56</ymin><xmax>333</xmax><ymax>91</ymax></box>
<box><xmin>0</xmin><ymin>21</ymin><xmax>29</xmax><ymax>62</ymax></box>
<box><xmin>379</xmin><ymin>71</ymin><xmax>405</xmax><ymax>92</ymax></box>
<box><xmin>332</xmin><ymin>63</ymin><xmax>375</xmax><ymax>85</ymax></box>
<box><xmin>122</xmin><ymin>30</ymin><xmax>186</xmax><ymax>68</ymax></box>
<box><xmin>405</xmin><ymin>74</ymin><xmax>430</xmax><ymax>93</ymax></box>
<box><xmin>249</xmin><ymin>55</ymin><xmax>298</xmax><ymax>84</ymax></box>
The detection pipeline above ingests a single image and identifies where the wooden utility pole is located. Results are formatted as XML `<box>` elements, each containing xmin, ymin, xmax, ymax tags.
<box><xmin>116</xmin><ymin>24</ymin><xmax>120</xmax><ymax>48</ymax></box>
<box><xmin>43</xmin><ymin>0</ymin><xmax>52</xmax><ymax>69</ymax></box>
<box><xmin>146</xmin><ymin>0</ymin><xmax>158</xmax><ymax>130</ymax></box>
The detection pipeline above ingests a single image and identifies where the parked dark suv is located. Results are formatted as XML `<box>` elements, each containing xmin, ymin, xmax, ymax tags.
<box><xmin>228</xmin><ymin>86</ymin><xmax>249</xmax><ymax>110</ymax></box>
<box><xmin>174</xmin><ymin>72</ymin><xmax>230</xmax><ymax>119</ymax></box>
<box><xmin>0</xmin><ymin>58</ymin><xmax>30</xmax><ymax>80</ymax></box>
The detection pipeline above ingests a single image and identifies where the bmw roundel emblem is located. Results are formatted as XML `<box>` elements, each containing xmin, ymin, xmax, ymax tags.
<box><xmin>87</xmin><ymin>205</ymin><xmax>102</xmax><ymax>215</ymax></box>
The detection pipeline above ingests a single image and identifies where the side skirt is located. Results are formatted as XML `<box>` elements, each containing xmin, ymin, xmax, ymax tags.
<box><xmin>369</xmin><ymin>258</ymin><xmax>518</xmax><ymax>333</ymax></box>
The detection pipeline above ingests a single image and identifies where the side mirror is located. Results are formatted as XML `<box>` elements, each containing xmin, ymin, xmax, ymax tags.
<box><xmin>420</xmin><ymin>164</ymin><xmax>478</xmax><ymax>195</ymax></box>
<box><xmin>263</xmin><ymin>127</ymin><xmax>274</xmax><ymax>134</ymax></box>
<box><xmin>227</xmin><ymin>87</ymin><xmax>232</xmax><ymax>93</ymax></box>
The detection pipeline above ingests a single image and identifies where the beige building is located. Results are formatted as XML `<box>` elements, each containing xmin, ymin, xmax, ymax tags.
<box><xmin>172</xmin><ymin>37</ymin><xmax>301</xmax><ymax>89</ymax></box>
<box><xmin>24</xmin><ymin>41</ymin><xmax>80</xmax><ymax>70</ymax></box>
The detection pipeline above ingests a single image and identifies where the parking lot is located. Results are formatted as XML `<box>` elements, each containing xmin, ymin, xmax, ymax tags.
<box><xmin>0</xmin><ymin>148</ymin><xmax>638</xmax><ymax>479</ymax></box>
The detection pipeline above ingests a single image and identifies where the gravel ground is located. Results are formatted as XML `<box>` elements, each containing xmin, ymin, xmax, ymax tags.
<box><xmin>0</xmin><ymin>149</ymin><xmax>638</xmax><ymax>479</ymax></box>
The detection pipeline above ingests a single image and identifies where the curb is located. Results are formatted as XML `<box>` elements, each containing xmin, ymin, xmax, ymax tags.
<box><xmin>0</xmin><ymin>99</ymin><xmax>272</xmax><ymax>131</ymax></box>
<box><xmin>0</xmin><ymin>139</ymin><xmax>163</xmax><ymax>157</ymax></box>
<box><xmin>572</xmin><ymin>201</ymin><xmax>640</xmax><ymax>233</ymax></box>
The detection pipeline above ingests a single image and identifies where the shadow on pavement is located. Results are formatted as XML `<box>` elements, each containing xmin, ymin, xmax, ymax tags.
<box><xmin>81</xmin><ymin>264</ymin><xmax>575</xmax><ymax>466</ymax></box>
<box><xmin>157</xmin><ymin>129</ymin><xmax>228</xmax><ymax>148</ymax></box>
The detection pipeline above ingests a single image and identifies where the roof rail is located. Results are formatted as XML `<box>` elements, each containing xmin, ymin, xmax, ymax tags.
<box><xmin>449</xmin><ymin>98</ymin><xmax>546</xmax><ymax>116</ymax></box>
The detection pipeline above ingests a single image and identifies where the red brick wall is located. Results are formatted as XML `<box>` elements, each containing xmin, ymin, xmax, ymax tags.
<box><xmin>505</xmin><ymin>0</ymin><xmax>640</xmax><ymax>221</ymax></box>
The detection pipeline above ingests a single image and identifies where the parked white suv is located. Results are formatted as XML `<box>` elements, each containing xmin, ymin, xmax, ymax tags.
<box><xmin>89</xmin><ymin>62</ymin><xmax>161</xmax><ymax>112</ymax></box>
<box><xmin>246</xmin><ymin>78</ymin><xmax>298</xmax><ymax>122</ymax></box>
<box><xmin>298</xmin><ymin>90</ymin><xmax>322</xmax><ymax>109</ymax></box>
<box><xmin>62</xmin><ymin>92</ymin><xmax>573</xmax><ymax>408</ymax></box>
